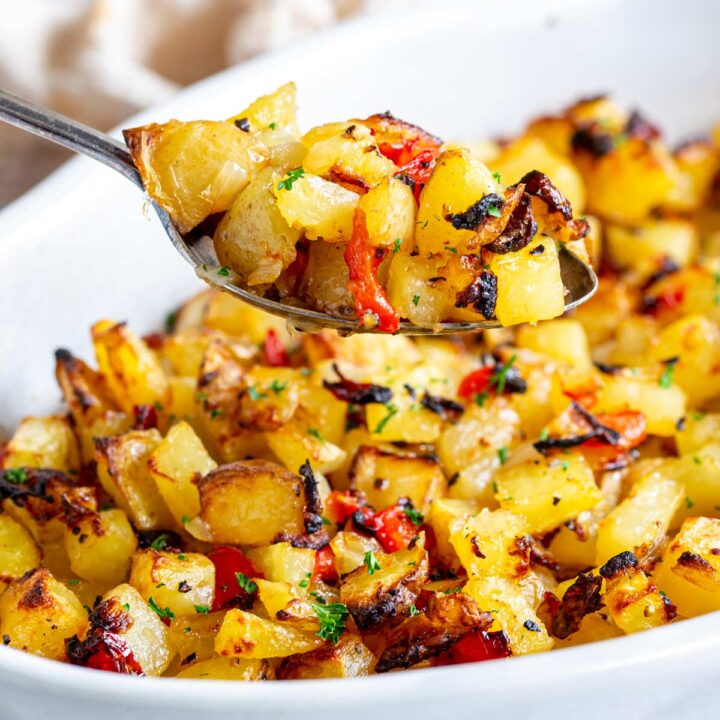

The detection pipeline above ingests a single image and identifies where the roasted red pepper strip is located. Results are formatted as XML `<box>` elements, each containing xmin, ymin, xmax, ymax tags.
<box><xmin>263</xmin><ymin>329</ymin><xmax>289</xmax><ymax>367</ymax></box>
<box><xmin>394</xmin><ymin>148</ymin><xmax>437</xmax><ymax>203</ymax></box>
<box><xmin>436</xmin><ymin>630</ymin><xmax>512</xmax><ymax>665</ymax></box>
<box><xmin>345</xmin><ymin>209</ymin><xmax>399</xmax><ymax>333</ymax></box>
<box><xmin>584</xmin><ymin>410</ymin><xmax>647</xmax><ymax>449</ymax></box>
<box><xmin>324</xmin><ymin>490</ymin><xmax>364</xmax><ymax>525</ymax></box>
<box><xmin>370</xmin><ymin>505</ymin><xmax>418</xmax><ymax>553</ymax></box>
<box><xmin>311</xmin><ymin>544</ymin><xmax>338</xmax><ymax>584</ymax></box>
<box><xmin>208</xmin><ymin>546</ymin><xmax>263</xmax><ymax>610</ymax></box>
<box><xmin>457</xmin><ymin>367</ymin><xmax>493</xmax><ymax>400</ymax></box>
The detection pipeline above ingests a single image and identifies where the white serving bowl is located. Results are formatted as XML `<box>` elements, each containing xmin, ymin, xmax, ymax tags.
<box><xmin>1</xmin><ymin>0</ymin><xmax>719</xmax><ymax>717</ymax></box>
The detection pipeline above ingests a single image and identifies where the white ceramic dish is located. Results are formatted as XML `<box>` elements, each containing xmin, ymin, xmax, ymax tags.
<box><xmin>1</xmin><ymin>0</ymin><xmax>719</xmax><ymax>717</ymax></box>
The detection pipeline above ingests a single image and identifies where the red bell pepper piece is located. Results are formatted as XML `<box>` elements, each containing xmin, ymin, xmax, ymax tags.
<box><xmin>208</xmin><ymin>546</ymin><xmax>263</xmax><ymax>610</ymax></box>
<box><xmin>345</xmin><ymin>209</ymin><xmax>399</xmax><ymax>333</ymax></box>
<box><xmin>436</xmin><ymin>630</ymin><xmax>512</xmax><ymax>665</ymax></box>
<box><xmin>370</xmin><ymin>505</ymin><xmax>419</xmax><ymax>553</ymax></box>
<box><xmin>324</xmin><ymin>490</ymin><xmax>365</xmax><ymax>525</ymax></box>
<box><xmin>585</xmin><ymin>410</ymin><xmax>647</xmax><ymax>449</ymax></box>
<box><xmin>263</xmin><ymin>329</ymin><xmax>289</xmax><ymax>367</ymax></box>
<box><xmin>394</xmin><ymin>148</ymin><xmax>437</xmax><ymax>203</ymax></box>
<box><xmin>457</xmin><ymin>367</ymin><xmax>493</xmax><ymax>401</ymax></box>
<box><xmin>311</xmin><ymin>545</ymin><xmax>338</xmax><ymax>584</ymax></box>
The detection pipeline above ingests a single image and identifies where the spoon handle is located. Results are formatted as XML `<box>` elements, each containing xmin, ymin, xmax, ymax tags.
<box><xmin>0</xmin><ymin>89</ymin><xmax>141</xmax><ymax>188</ymax></box>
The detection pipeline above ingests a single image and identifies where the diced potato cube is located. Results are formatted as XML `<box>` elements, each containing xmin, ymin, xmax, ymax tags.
<box><xmin>101</xmin><ymin>584</ymin><xmax>172</xmax><ymax>675</ymax></box>
<box><xmin>515</xmin><ymin>320</ymin><xmax>592</xmax><ymax>368</ymax></box>
<box><xmin>494</xmin><ymin>453</ymin><xmax>602</xmax><ymax>534</ymax></box>
<box><xmin>298</xmin><ymin>241</ymin><xmax>354</xmax><ymax>317</ymax></box>
<box><xmin>277</xmin><ymin>636</ymin><xmax>376</xmax><ymax>679</ymax></box>
<box><xmin>148</xmin><ymin>421</ymin><xmax>217</xmax><ymax>527</ymax></box>
<box><xmin>603</xmin><ymin>568</ymin><xmax>674</xmax><ymax>634</ymax></box>
<box><xmin>199</xmin><ymin>460</ymin><xmax>308</xmax><ymax>546</ymax></box>
<box><xmin>463</xmin><ymin>577</ymin><xmax>554</xmax><ymax>654</ymax></box>
<box><xmin>415</xmin><ymin>148</ymin><xmax>498</xmax><ymax>255</ymax></box>
<box><xmin>92</xmin><ymin>321</ymin><xmax>170</xmax><ymax>414</ymax></box>
<box><xmin>674</xmin><ymin>444</ymin><xmax>720</xmax><ymax>524</ymax></box>
<box><xmin>349</xmin><ymin>445</ymin><xmax>445</xmax><ymax>513</ymax></box>
<box><xmin>273</xmin><ymin>172</ymin><xmax>359</xmax><ymax>241</ymax></box>
<box><xmin>427</xmin><ymin>498</ymin><xmax>479</xmax><ymax>571</ymax></box>
<box><xmin>176</xmin><ymin>656</ymin><xmax>274</xmax><ymax>680</ymax></box>
<box><xmin>246</xmin><ymin>543</ymin><xmax>316</xmax><ymax>586</ymax></box>
<box><xmin>595</xmin><ymin>471</ymin><xmax>683</xmax><ymax>565</ymax></box>
<box><xmin>329</xmin><ymin>531</ymin><xmax>383</xmax><ymax>577</ymax></box>
<box><xmin>95</xmin><ymin>429</ymin><xmax>174</xmax><ymax>530</ymax></box>
<box><xmin>0</xmin><ymin>568</ymin><xmax>88</xmax><ymax>660</ymax></box>
<box><xmin>359</xmin><ymin>177</ymin><xmax>416</xmax><ymax>249</ymax></box>
<box><xmin>215</xmin><ymin>609</ymin><xmax>323</xmax><ymax>659</ymax></box>
<box><xmin>656</xmin><ymin>517</ymin><xmax>720</xmax><ymax>617</ymax></box>
<box><xmin>2</xmin><ymin>416</ymin><xmax>79</xmax><ymax>473</ymax></box>
<box><xmin>489</xmin><ymin>236</ymin><xmax>565</xmax><ymax>327</ymax></box>
<box><xmin>449</xmin><ymin>508</ymin><xmax>530</xmax><ymax>579</ymax></box>
<box><xmin>675</xmin><ymin>413</ymin><xmax>720</xmax><ymax>456</ymax></box>
<box><xmin>129</xmin><ymin>550</ymin><xmax>215</xmax><ymax>618</ymax></box>
<box><xmin>228</xmin><ymin>81</ymin><xmax>299</xmax><ymax>138</ymax></box>
<box><xmin>64</xmin><ymin>508</ymin><xmax>137</xmax><ymax>585</ymax></box>
<box><xmin>0</xmin><ymin>515</ymin><xmax>41</xmax><ymax>591</ymax></box>
<box><xmin>167</xmin><ymin>610</ymin><xmax>226</xmax><ymax>662</ymax></box>
<box><xmin>124</xmin><ymin>119</ymin><xmax>267</xmax><ymax>233</ymax></box>
<box><xmin>554</xmin><ymin>611</ymin><xmax>623</xmax><ymax>648</ymax></box>
<box><xmin>214</xmin><ymin>167</ymin><xmax>301</xmax><ymax>286</ymax></box>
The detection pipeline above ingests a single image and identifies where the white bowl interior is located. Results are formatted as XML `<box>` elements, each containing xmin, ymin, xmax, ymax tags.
<box><xmin>1</xmin><ymin>0</ymin><xmax>719</xmax><ymax>717</ymax></box>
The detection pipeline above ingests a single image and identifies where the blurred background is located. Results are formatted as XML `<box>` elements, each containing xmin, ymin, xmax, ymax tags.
<box><xmin>0</xmin><ymin>0</ymin><xmax>414</xmax><ymax>208</ymax></box>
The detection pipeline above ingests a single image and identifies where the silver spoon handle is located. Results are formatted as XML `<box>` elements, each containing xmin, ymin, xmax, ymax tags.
<box><xmin>0</xmin><ymin>88</ymin><xmax>142</xmax><ymax>188</ymax></box>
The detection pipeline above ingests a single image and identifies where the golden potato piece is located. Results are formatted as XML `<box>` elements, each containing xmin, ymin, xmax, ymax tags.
<box><xmin>2</xmin><ymin>416</ymin><xmax>80</xmax><ymax>473</ymax></box>
<box><xmin>278</xmin><ymin>636</ymin><xmax>376</xmax><ymax>679</ymax></box>
<box><xmin>176</xmin><ymin>656</ymin><xmax>275</xmax><ymax>680</ymax></box>
<box><xmin>0</xmin><ymin>515</ymin><xmax>41</xmax><ymax>591</ymax></box>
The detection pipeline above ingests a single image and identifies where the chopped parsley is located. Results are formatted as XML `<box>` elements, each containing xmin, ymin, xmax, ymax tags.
<box><xmin>409</xmin><ymin>604</ymin><xmax>420</xmax><ymax>617</ymax></box>
<box><xmin>492</xmin><ymin>171</ymin><xmax>503</xmax><ymax>184</ymax></box>
<box><xmin>393</xmin><ymin>238</ymin><xmax>402</xmax><ymax>254</ymax></box>
<box><xmin>194</xmin><ymin>605</ymin><xmax>210</xmax><ymax>614</ymax></box>
<box><xmin>693</xmin><ymin>456</ymin><xmax>702</xmax><ymax>466</ymax></box>
<box><xmin>658</xmin><ymin>361</ymin><xmax>677</xmax><ymax>389</ymax></box>
<box><xmin>68</xmin><ymin>578</ymin><xmax>80</xmax><ymax>586</ymax></box>
<box><xmin>403</xmin><ymin>506</ymin><xmax>424</xmax><ymax>526</ymax></box>
<box><xmin>3</xmin><ymin>468</ymin><xmax>27</xmax><ymax>485</ymax></box>
<box><xmin>277</xmin><ymin>167</ymin><xmax>305</xmax><ymax>191</ymax></box>
<box><xmin>181</xmin><ymin>515</ymin><xmax>190</xmax><ymax>525</ymax></box>
<box><xmin>492</xmin><ymin>481</ymin><xmax>499</xmax><ymax>494</ymax></box>
<box><xmin>299</xmin><ymin>572</ymin><xmax>312</xmax><ymax>589</ymax></box>
<box><xmin>269</xmin><ymin>379</ymin><xmax>288</xmax><ymax>394</ymax></box>
<box><xmin>685</xmin><ymin>496</ymin><xmax>694</xmax><ymax>509</ymax></box>
<box><xmin>307</xmin><ymin>427</ymin><xmax>325</xmax><ymax>441</ymax></box>
<box><xmin>217</xmin><ymin>266</ymin><xmax>230</xmax><ymax>277</ymax></box>
<box><xmin>474</xmin><ymin>391</ymin><xmax>488</xmax><ymax>407</ymax></box>
<box><xmin>412</xmin><ymin>294</ymin><xmax>421</xmax><ymax>306</ymax></box>
<box><xmin>487</xmin><ymin>205</ymin><xmax>502</xmax><ymax>218</ymax></box>
<box><xmin>247</xmin><ymin>385</ymin><xmax>268</xmax><ymax>401</ymax></box>
<box><xmin>363</xmin><ymin>550</ymin><xmax>381</xmax><ymax>575</ymax></box>
<box><xmin>539</xmin><ymin>428</ymin><xmax>550</xmax><ymax>442</ymax></box>
<box><xmin>182</xmin><ymin>627</ymin><xmax>192</xmax><ymax>635</ymax></box>
<box><xmin>148</xmin><ymin>597</ymin><xmax>175</xmax><ymax>620</ymax></box>
<box><xmin>490</xmin><ymin>355</ymin><xmax>517</xmax><ymax>394</ymax></box>
<box><xmin>321</xmin><ymin>516</ymin><xmax>331</xmax><ymax>526</ymax></box>
<box><xmin>497</xmin><ymin>446</ymin><xmax>509</xmax><ymax>465</ymax></box>
<box><xmin>268</xmin><ymin>121</ymin><xmax>277</xmax><ymax>130</ymax></box>
<box><xmin>122</xmin><ymin>603</ymin><xmax>130</xmax><ymax>611</ymax></box>
<box><xmin>149</xmin><ymin>533</ymin><xmax>170</xmax><ymax>551</ymax></box>
<box><xmin>373</xmin><ymin>402</ymin><xmax>398</xmax><ymax>433</ymax></box>
<box><xmin>235</xmin><ymin>572</ymin><xmax>258</xmax><ymax>594</ymax></box>
<box><xmin>209</xmin><ymin>408</ymin><xmax>224</xmax><ymax>419</ymax></box>
<box><xmin>311</xmin><ymin>602</ymin><xmax>349</xmax><ymax>644</ymax></box>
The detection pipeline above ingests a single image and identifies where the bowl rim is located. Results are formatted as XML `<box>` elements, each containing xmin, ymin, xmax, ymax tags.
<box><xmin>1</xmin><ymin>0</ymin><xmax>718</xmax><ymax>703</ymax></box>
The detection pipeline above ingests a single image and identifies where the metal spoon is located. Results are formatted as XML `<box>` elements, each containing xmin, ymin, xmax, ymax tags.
<box><xmin>0</xmin><ymin>89</ymin><xmax>597</xmax><ymax>335</ymax></box>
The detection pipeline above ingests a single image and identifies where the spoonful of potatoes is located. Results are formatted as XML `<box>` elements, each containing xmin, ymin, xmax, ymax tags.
<box><xmin>0</xmin><ymin>83</ymin><xmax>596</xmax><ymax>335</ymax></box>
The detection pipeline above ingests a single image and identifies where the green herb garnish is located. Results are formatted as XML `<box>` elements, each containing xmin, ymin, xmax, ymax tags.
<box><xmin>412</xmin><ymin>294</ymin><xmax>421</xmax><ymax>306</ymax></box>
<box><xmin>311</xmin><ymin>602</ymin><xmax>349</xmax><ymax>644</ymax></box>
<box><xmin>363</xmin><ymin>551</ymin><xmax>381</xmax><ymax>575</ymax></box>
<box><xmin>307</xmin><ymin>428</ymin><xmax>325</xmax><ymax>441</ymax></box>
<box><xmin>403</xmin><ymin>505</ymin><xmax>424</xmax><ymax>526</ymax></box>
<box><xmin>3</xmin><ymin>468</ymin><xmax>27</xmax><ymax>485</ymax></box>
<box><xmin>497</xmin><ymin>446</ymin><xmax>509</xmax><ymax>465</ymax></box>
<box><xmin>149</xmin><ymin>533</ymin><xmax>169</xmax><ymax>551</ymax></box>
<box><xmin>148</xmin><ymin>597</ymin><xmax>175</xmax><ymax>620</ymax></box>
<box><xmin>235</xmin><ymin>572</ymin><xmax>258</xmax><ymax>594</ymax></box>
<box><xmin>194</xmin><ymin>605</ymin><xmax>210</xmax><ymax>614</ymax></box>
<box><xmin>374</xmin><ymin>402</ymin><xmax>398</xmax><ymax>433</ymax></box>
<box><xmin>277</xmin><ymin>167</ymin><xmax>305</xmax><ymax>191</ymax></box>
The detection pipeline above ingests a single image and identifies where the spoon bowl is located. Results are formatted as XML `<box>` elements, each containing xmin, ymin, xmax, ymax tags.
<box><xmin>0</xmin><ymin>88</ymin><xmax>597</xmax><ymax>335</ymax></box>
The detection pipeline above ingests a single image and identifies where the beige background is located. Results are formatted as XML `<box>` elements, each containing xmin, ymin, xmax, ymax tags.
<box><xmin>0</xmin><ymin>0</ymin><xmax>407</xmax><ymax>207</ymax></box>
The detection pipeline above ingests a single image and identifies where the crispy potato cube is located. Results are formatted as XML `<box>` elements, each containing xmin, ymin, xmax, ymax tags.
<box><xmin>95</xmin><ymin>429</ymin><xmax>174</xmax><ymax>530</ymax></box>
<box><xmin>415</xmin><ymin>148</ymin><xmax>498</xmax><ymax>255</ymax></box>
<box><xmin>436</xmin><ymin>400</ymin><xmax>520</xmax><ymax>477</ymax></box>
<box><xmin>359</xmin><ymin>177</ymin><xmax>416</xmax><ymax>249</ymax></box>
<box><xmin>646</xmin><ymin>315</ymin><xmax>720</xmax><ymax>406</ymax></box>
<box><xmin>228</xmin><ymin>81</ymin><xmax>299</xmax><ymax>139</ymax></box>
<box><xmin>675</xmin><ymin>413</ymin><xmax>720</xmax><ymax>456</ymax></box>
<box><xmin>0</xmin><ymin>568</ymin><xmax>88</xmax><ymax>660</ymax></box>
<box><xmin>603</xmin><ymin>567</ymin><xmax>674</xmax><ymax>634</ymax></box>
<box><xmin>167</xmin><ymin>610</ymin><xmax>226</xmax><ymax>662</ymax></box>
<box><xmin>101</xmin><ymin>584</ymin><xmax>172</xmax><ymax>675</ymax></box>
<box><xmin>297</xmin><ymin>380</ymin><xmax>347</xmax><ymax>447</ymax></box>
<box><xmin>489</xmin><ymin>235</ymin><xmax>565</xmax><ymax>326</ymax></box>
<box><xmin>515</xmin><ymin>320</ymin><xmax>592</xmax><ymax>368</ymax></box>
<box><xmin>490</xmin><ymin>135</ymin><xmax>586</xmax><ymax>211</ymax></box>
<box><xmin>605</xmin><ymin>219</ymin><xmax>697</xmax><ymax>276</ymax></box>
<box><xmin>246</xmin><ymin>543</ymin><xmax>316</xmax><ymax>586</ymax></box>
<box><xmin>199</xmin><ymin>460</ymin><xmax>308</xmax><ymax>546</ymax></box>
<box><xmin>92</xmin><ymin>321</ymin><xmax>170</xmax><ymax>414</ymax></box>
<box><xmin>176</xmin><ymin>656</ymin><xmax>275</xmax><ymax>680</ymax></box>
<box><xmin>554</xmin><ymin>611</ymin><xmax>623</xmax><ymax>648</ymax></box>
<box><xmin>656</xmin><ymin>517</ymin><xmax>720</xmax><ymax>617</ymax></box>
<box><xmin>215</xmin><ymin>609</ymin><xmax>323</xmax><ymax>659</ymax></box>
<box><xmin>349</xmin><ymin>445</ymin><xmax>445</xmax><ymax>513</ymax></box>
<box><xmin>124</xmin><ymin>119</ymin><xmax>267</xmax><ymax>233</ymax></box>
<box><xmin>494</xmin><ymin>454</ymin><xmax>602</xmax><ymax>534</ymax></box>
<box><xmin>64</xmin><ymin>508</ymin><xmax>137</xmax><ymax>585</ymax></box>
<box><xmin>595</xmin><ymin>472</ymin><xmax>683</xmax><ymax>565</ymax></box>
<box><xmin>129</xmin><ymin>550</ymin><xmax>215</xmax><ymax>618</ymax></box>
<box><xmin>674</xmin><ymin>444</ymin><xmax>720</xmax><ymax>524</ymax></box>
<box><xmin>148</xmin><ymin>421</ymin><xmax>217</xmax><ymax>527</ymax></box>
<box><xmin>278</xmin><ymin>636</ymin><xmax>376</xmax><ymax>679</ymax></box>
<box><xmin>298</xmin><ymin>241</ymin><xmax>354</xmax><ymax>316</ymax></box>
<box><xmin>329</xmin><ymin>531</ymin><xmax>383</xmax><ymax>577</ymax></box>
<box><xmin>463</xmin><ymin>577</ymin><xmax>554</xmax><ymax>654</ymax></box>
<box><xmin>427</xmin><ymin>498</ymin><xmax>479</xmax><ymax>571</ymax></box>
<box><xmin>2</xmin><ymin>416</ymin><xmax>79</xmax><ymax>473</ymax></box>
<box><xmin>340</xmin><ymin>540</ymin><xmax>428</xmax><ymax>630</ymax></box>
<box><xmin>265</xmin><ymin>409</ymin><xmax>346</xmax><ymax>474</ymax></box>
<box><xmin>273</xmin><ymin>172</ymin><xmax>359</xmax><ymax>241</ymax></box>
<box><xmin>0</xmin><ymin>515</ymin><xmax>41</xmax><ymax>591</ymax></box>
<box><xmin>449</xmin><ymin>509</ymin><xmax>530</xmax><ymax>579</ymax></box>
<box><xmin>214</xmin><ymin>167</ymin><xmax>301</xmax><ymax>286</ymax></box>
